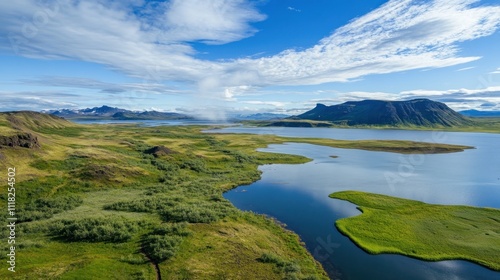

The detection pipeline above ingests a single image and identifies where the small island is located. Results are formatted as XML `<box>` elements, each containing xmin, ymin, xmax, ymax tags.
<box><xmin>329</xmin><ymin>191</ymin><xmax>500</xmax><ymax>271</ymax></box>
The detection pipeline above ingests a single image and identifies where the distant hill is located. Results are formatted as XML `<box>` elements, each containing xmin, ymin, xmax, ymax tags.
<box><xmin>48</xmin><ymin>105</ymin><xmax>127</xmax><ymax>117</ymax></box>
<box><xmin>294</xmin><ymin>99</ymin><xmax>472</xmax><ymax>127</ymax></box>
<box><xmin>232</xmin><ymin>113</ymin><xmax>290</xmax><ymax>121</ymax></box>
<box><xmin>1</xmin><ymin>111</ymin><xmax>74</xmax><ymax>131</ymax></box>
<box><xmin>459</xmin><ymin>110</ymin><xmax>500</xmax><ymax>118</ymax></box>
<box><xmin>46</xmin><ymin>105</ymin><xmax>192</xmax><ymax>120</ymax></box>
<box><xmin>0</xmin><ymin>111</ymin><xmax>75</xmax><ymax>148</ymax></box>
<box><xmin>111</xmin><ymin>111</ymin><xmax>191</xmax><ymax>120</ymax></box>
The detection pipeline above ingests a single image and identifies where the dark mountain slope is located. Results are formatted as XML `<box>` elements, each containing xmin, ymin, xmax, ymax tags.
<box><xmin>295</xmin><ymin>99</ymin><xmax>471</xmax><ymax>127</ymax></box>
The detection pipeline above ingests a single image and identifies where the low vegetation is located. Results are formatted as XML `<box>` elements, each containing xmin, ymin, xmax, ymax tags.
<box><xmin>0</xmin><ymin>112</ymin><xmax>330</xmax><ymax>279</ymax></box>
<box><xmin>0</xmin><ymin>111</ymin><xmax>477</xmax><ymax>279</ymax></box>
<box><xmin>142</xmin><ymin>223</ymin><xmax>191</xmax><ymax>263</ymax></box>
<box><xmin>17</xmin><ymin>195</ymin><xmax>83</xmax><ymax>222</ymax></box>
<box><xmin>50</xmin><ymin>216</ymin><xmax>142</xmax><ymax>243</ymax></box>
<box><xmin>330</xmin><ymin>191</ymin><xmax>500</xmax><ymax>271</ymax></box>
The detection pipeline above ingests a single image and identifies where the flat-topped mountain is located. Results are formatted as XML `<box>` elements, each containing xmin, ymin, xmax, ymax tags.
<box><xmin>294</xmin><ymin>99</ymin><xmax>472</xmax><ymax>127</ymax></box>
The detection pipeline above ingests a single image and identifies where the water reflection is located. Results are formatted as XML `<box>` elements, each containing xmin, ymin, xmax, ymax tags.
<box><xmin>225</xmin><ymin>139</ymin><xmax>500</xmax><ymax>280</ymax></box>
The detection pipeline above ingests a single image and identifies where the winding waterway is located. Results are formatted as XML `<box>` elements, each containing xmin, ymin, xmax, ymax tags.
<box><xmin>213</xmin><ymin>127</ymin><xmax>500</xmax><ymax>280</ymax></box>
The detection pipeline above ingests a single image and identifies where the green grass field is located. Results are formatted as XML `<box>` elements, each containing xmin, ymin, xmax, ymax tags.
<box><xmin>0</xmin><ymin>112</ymin><xmax>478</xmax><ymax>279</ymax></box>
<box><xmin>330</xmin><ymin>191</ymin><xmax>500</xmax><ymax>271</ymax></box>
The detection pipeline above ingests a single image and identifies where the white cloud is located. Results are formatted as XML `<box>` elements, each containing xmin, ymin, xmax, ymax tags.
<box><xmin>307</xmin><ymin>86</ymin><xmax>500</xmax><ymax>112</ymax></box>
<box><xmin>159</xmin><ymin>0</ymin><xmax>266</xmax><ymax>44</ymax></box>
<box><xmin>235</xmin><ymin>0</ymin><xmax>500</xmax><ymax>86</ymax></box>
<box><xmin>491</xmin><ymin>68</ymin><xmax>500</xmax><ymax>74</ymax></box>
<box><xmin>242</xmin><ymin>100</ymin><xmax>287</xmax><ymax>107</ymax></box>
<box><xmin>400</xmin><ymin>86</ymin><xmax>500</xmax><ymax>97</ymax></box>
<box><xmin>1</xmin><ymin>0</ymin><xmax>500</xmax><ymax>91</ymax></box>
<box><xmin>20</xmin><ymin>76</ymin><xmax>185</xmax><ymax>94</ymax></box>
<box><xmin>456</xmin><ymin>67</ymin><xmax>475</xmax><ymax>71</ymax></box>
<box><xmin>310</xmin><ymin>91</ymin><xmax>399</xmax><ymax>104</ymax></box>
<box><xmin>0</xmin><ymin>90</ymin><xmax>79</xmax><ymax>111</ymax></box>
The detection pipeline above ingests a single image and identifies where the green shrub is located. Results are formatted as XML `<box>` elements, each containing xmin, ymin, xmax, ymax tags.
<box><xmin>258</xmin><ymin>253</ymin><xmax>285</xmax><ymax>265</ymax></box>
<box><xmin>151</xmin><ymin>159</ymin><xmax>179</xmax><ymax>172</ymax></box>
<box><xmin>142</xmin><ymin>223</ymin><xmax>190</xmax><ymax>263</ymax></box>
<box><xmin>142</xmin><ymin>235</ymin><xmax>182</xmax><ymax>263</ymax></box>
<box><xmin>104</xmin><ymin>196</ymin><xmax>185</xmax><ymax>213</ymax></box>
<box><xmin>152</xmin><ymin>222</ymin><xmax>191</xmax><ymax>237</ymax></box>
<box><xmin>160</xmin><ymin>204</ymin><xmax>219</xmax><ymax>223</ymax></box>
<box><xmin>284</xmin><ymin>273</ymin><xmax>299</xmax><ymax>280</ymax></box>
<box><xmin>159</xmin><ymin>200</ymin><xmax>234</xmax><ymax>223</ymax></box>
<box><xmin>104</xmin><ymin>197</ymin><xmax>161</xmax><ymax>213</ymax></box>
<box><xmin>284</xmin><ymin>262</ymin><xmax>301</xmax><ymax>273</ymax></box>
<box><xmin>50</xmin><ymin>216</ymin><xmax>138</xmax><ymax>242</ymax></box>
<box><xmin>220</xmin><ymin>149</ymin><xmax>255</xmax><ymax>163</ymax></box>
<box><xmin>258</xmin><ymin>253</ymin><xmax>302</xmax><ymax>278</ymax></box>
<box><xmin>180</xmin><ymin>158</ymin><xmax>207</xmax><ymax>173</ymax></box>
<box><xmin>18</xmin><ymin>195</ymin><xmax>83</xmax><ymax>222</ymax></box>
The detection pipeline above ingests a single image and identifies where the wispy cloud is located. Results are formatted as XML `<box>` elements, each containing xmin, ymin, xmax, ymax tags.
<box><xmin>287</xmin><ymin>7</ymin><xmax>301</xmax><ymax>13</ymax></box>
<box><xmin>0</xmin><ymin>91</ymin><xmax>79</xmax><ymax>111</ymax></box>
<box><xmin>456</xmin><ymin>67</ymin><xmax>475</xmax><ymax>71</ymax></box>
<box><xmin>242</xmin><ymin>100</ymin><xmax>287</xmax><ymax>107</ymax></box>
<box><xmin>154</xmin><ymin>0</ymin><xmax>266</xmax><ymax>44</ymax></box>
<box><xmin>237</xmin><ymin>0</ymin><xmax>500</xmax><ymax>86</ymax></box>
<box><xmin>306</xmin><ymin>86</ymin><xmax>500</xmax><ymax>112</ymax></box>
<box><xmin>20</xmin><ymin>76</ymin><xmax>184</xmax><ymax>95</ymax></box>
<box><xmin>1</xmin><ymin>0</ymin><xmax>500</xmax><ymax>92</ymax></box>
<box><xmin>490</xmin><ymin>68</ymin><xmax>500</xmax><ymax>74</ymax></box>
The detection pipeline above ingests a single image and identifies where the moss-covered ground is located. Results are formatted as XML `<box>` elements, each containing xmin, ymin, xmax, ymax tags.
<box><xmin>330</xmin><ymin>191</ymin><xmax>500</xmax><ymax>271</ymax></box>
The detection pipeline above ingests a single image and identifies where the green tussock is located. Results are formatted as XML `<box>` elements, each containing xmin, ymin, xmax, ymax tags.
<box><xmin>330</xmin><ymin>191</ymin><xmax>500</xmax><ymax>271</ymax></box>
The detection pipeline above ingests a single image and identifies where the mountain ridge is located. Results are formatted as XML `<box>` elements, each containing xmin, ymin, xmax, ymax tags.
<box><xmin>46</xmin><ymin>105</ymin><xmax>192</xmax><ymax>120</ymax></box>
<box><xmin>294</xmin><ymin>99</ymin><xmax>472</xmax><ymax>127</ymax></box>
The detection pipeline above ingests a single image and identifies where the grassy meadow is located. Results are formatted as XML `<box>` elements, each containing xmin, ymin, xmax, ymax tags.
<box><xmin>0</xmin><ymin>112</ymin><xmax>477</xmax><ymax>279</ymax></box>
<box><xmin>330</xmin><ymin>191</ymin><xmax>500</xmax><ymax>271</ymax></box>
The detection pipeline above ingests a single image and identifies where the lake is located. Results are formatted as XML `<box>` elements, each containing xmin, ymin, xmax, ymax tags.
<box><xmin>72</xmin><ymin>119</ymin><xmax>234</xmax><ymax>126</ymax></box>
<box><xmin>212</xmin><ymin>126</ymin><xmax>500</xmax><ymax>280</ymax></box>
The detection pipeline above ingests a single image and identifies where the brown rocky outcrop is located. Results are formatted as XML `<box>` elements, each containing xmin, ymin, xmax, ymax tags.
<box><xmin>0</xmin><ymin>133</ymin><xmax>40</xmax><ymax>148</ymax></box>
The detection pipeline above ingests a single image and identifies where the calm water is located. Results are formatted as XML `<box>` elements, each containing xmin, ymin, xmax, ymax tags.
<box><xmin>72</xmin><ymin>119</ymin><xmax>233</xmax><ymax>126</ymax></box>
<box><xmin>214</xmin><ymin>127</ymin><xmax>500</xmax><ymax>280</ymax></box>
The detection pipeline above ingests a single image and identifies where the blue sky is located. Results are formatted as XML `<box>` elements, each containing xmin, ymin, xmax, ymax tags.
<box><xmin>1</xmin><ymin>0</ymin><xmax>500</xmax><ymax>117</ymax></box>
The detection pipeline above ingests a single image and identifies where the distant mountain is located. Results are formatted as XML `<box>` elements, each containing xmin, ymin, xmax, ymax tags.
<box><xmin>459</xmin><ymin>110</ymin><xmax>500</xmax><ymax>118</ymax></box>
<box><xmin>49</xmin><ymin>105</ymin><xmax>127</xmax><ymax>118</ymax></box>
<box><xmin>232</xmin><ymin>113</ymin><xmax>289</xmax><ymax>121</ymax></box>
<box><xmin>294</xmin><ymin>99</ymin><xmax>472</xmax><ymax>127</ymax></box>
<box><xmin>111</xmin><ymin>111</ymin><xmax>191</xmax><ymax>120</ymax></box>
<box><xmin>46</xmin><ymin>105</ymin><xmax>192</xmax><ymax>120</ymax></box>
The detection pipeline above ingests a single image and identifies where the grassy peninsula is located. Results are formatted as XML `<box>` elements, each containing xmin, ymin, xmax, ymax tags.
<box><xmin>0</xmin><ymin>111</ymin><xmax>474</xmax><ymax>279</ymax></box>
<box><xmin>330</xmin><ymin>191</ymin><xmax>500</xmax><ymax>271</ymax></box>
